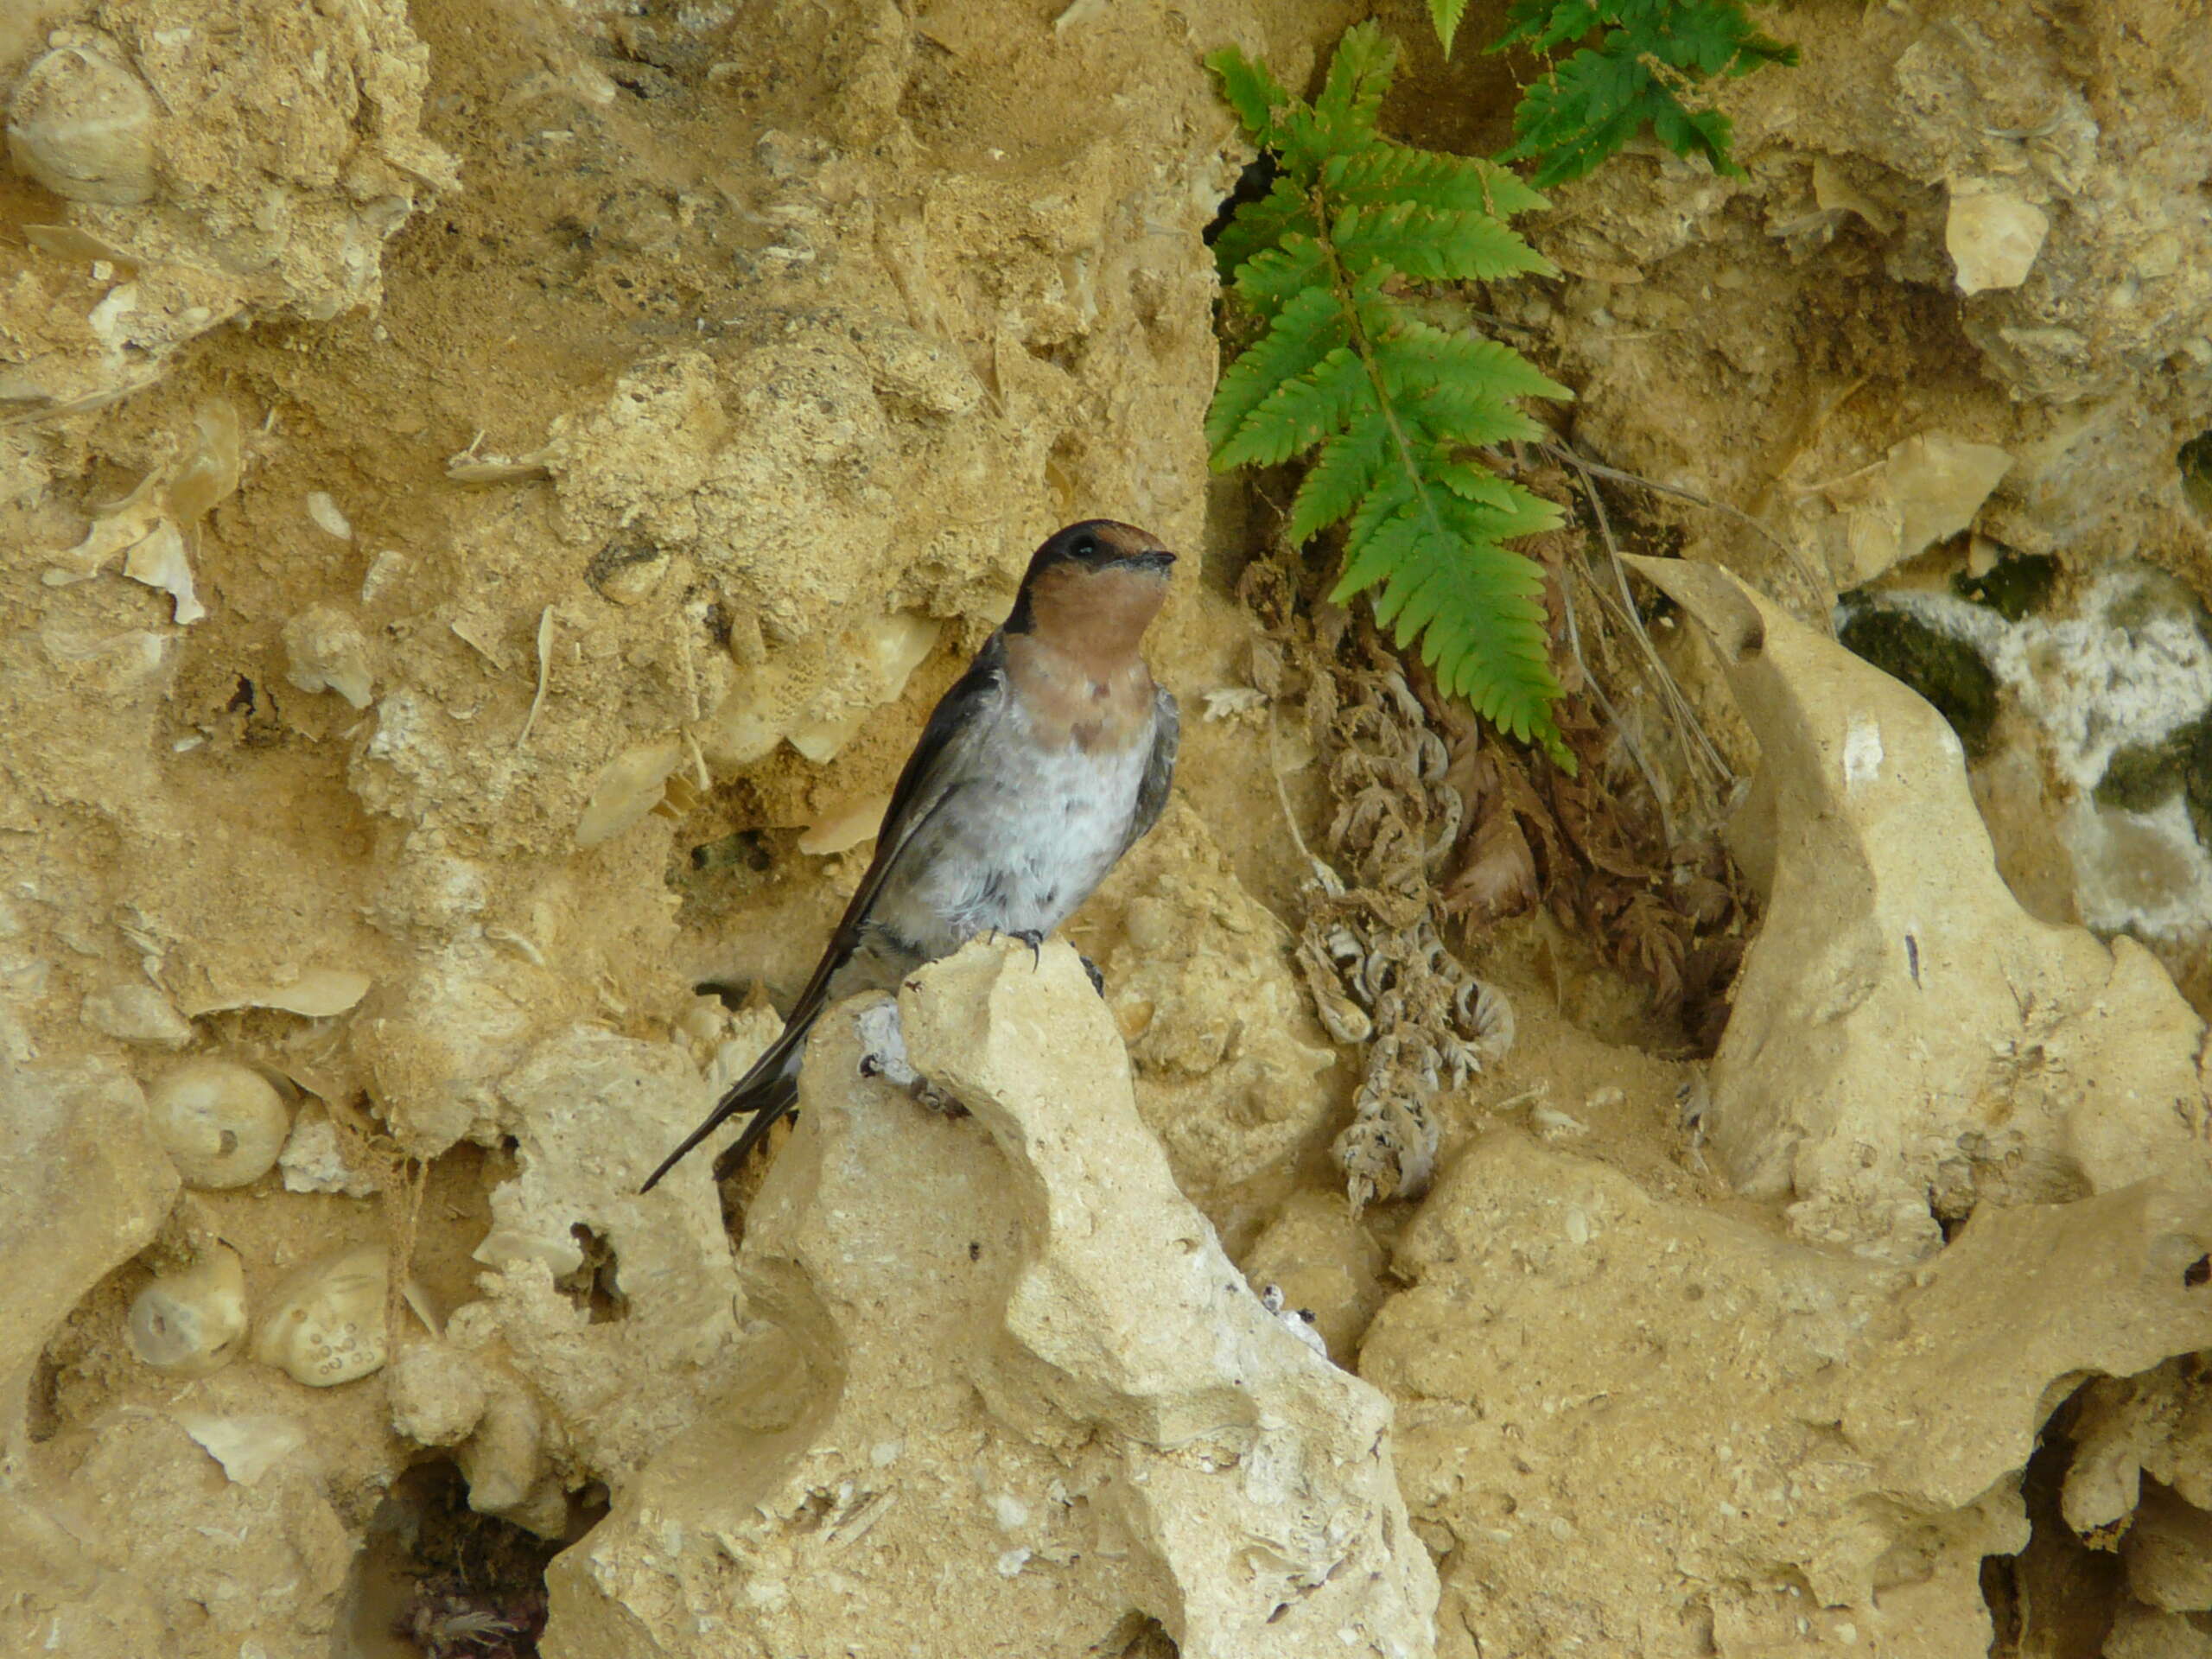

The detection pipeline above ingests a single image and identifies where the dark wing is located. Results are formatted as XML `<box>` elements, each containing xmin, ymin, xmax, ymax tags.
<box><xmin>639</xmin><ymin>632</ymin><xmax>1010</xmax><ymax>1192</ymax></box>
<box><xmin>793</xmin><ymin>629</ymin><xmax>1008</xmax><ymax>998</ymax></box>
<box><xmin>1121</xmin><ymin>684</ymin><xmax>1179</xmax><ymax>856</ymax></box>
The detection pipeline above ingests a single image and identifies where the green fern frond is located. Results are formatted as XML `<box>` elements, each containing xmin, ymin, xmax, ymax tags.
<box><xmin>1311</xmin><ymin>22</ymin><xmax>1396</xmax><ymax>154</ymax></box>
<box><xmin>1427</xmin><ymin>0</ymin><xmax>1471</xmax><ymax>57</ymax></box>
<box><xmin>1205</xmin><ymin>284</ymin><xmax>1349</xmax><ymax>454</ymax></box>
<box><xmin>1332</xmin><ymin>200</ymin><xmax>1560</xmax><ymax>284</ymax></box>
<box><xmin>1207</xmin><ymin>25</ymin><xmax>1574</xmax><ymax>766</ymax></box>
<box><xmin>1209</xmin><ymin>49</ymin><xmax>1292</xmax><ymax>149</ymax></box>
<box><xmin>1231</xmin><ymin>236</ymin><xmax>1330</xmax><ymax>316</ymax></box>
<box><xmin>1325</xmin><ymin>147</ymin><xmax>1550</xmax><ymax>219</ymax></box>
<box><xmin>1344</xmin><ymin>493</ymin><xmax>1562</xmax><ymax>743</ymax></box>
<box><xmin>1213</xmin><ymin>347</ymin><xmax>1368</xmax><ymax>470</ymax></box>
<box><xmin>1377</xmin><ymin>323</ymin><xmax>1573</xmax><ymax>404</ymax></box>
<box><xmin>1490</xmin><ymin>1</ymin><xmax>1798</xmax><ymax>188</ymax></box>
<box><xmin>1211</xmin><ymin>176</ymin><xmax>1318</xmax><ymax>283</ymax></box>
<box><xmin>1291</xmin><ymin>416</ymin><xmax>1388</xmax><ymax>543</ymax></box>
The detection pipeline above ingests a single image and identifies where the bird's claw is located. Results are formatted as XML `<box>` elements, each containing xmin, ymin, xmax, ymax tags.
<box><xmin>1011</xmin><ymin>928</ymin><xmax>1046</xmax><ymax>969</ymax></box>
<box><xmin>912</xmin><ymin>1080</ymin><xmax>966</xmax><ymax>1118</ymax></box>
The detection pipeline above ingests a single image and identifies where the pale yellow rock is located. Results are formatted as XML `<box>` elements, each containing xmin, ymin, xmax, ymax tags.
<box><xmin>146</xmin><ymin>1058</ymin><xmax>289</xmax><ymax>1187</ymax></box>
<box><xmin>181</xmin><ymin>966</ymin><xmax>372</xmax><ymax>1019</ymax></box>
<box><xmin>127</xmin><ymin>1243</ymin><xmax>248</xmax><ymax>1376</ymax></box>
<box><xmin>250</xmin><ymin>1243</ymin><xmax>388</xmax><ymax>1387</ymax></box>
<box><xmin>2063</xmin><ymin>1359</ymin><xmax>2199</xmax><ymax>1533</ymax></box>
<box><xmin>1364</xmin><ymin>1132</ymin><xmax>2212</xmax><ymax>1659</ymax></box>
<box><xmin>1946</xmin><ymin>186</ymin><xmax>2050</xmax><ymax>295</ymax></box>
<box><xmin>575</xmin><ymin>736</ymin><xmax>685</xmax><ymax>848</ymax></box>
<box><xmin>1098</xmin><ymin>803</ymin><xmax>1342</xmax><ymax>1235</ymax></box>
<box><xmin>46</xmin><ymin>1409</ymin><xmax>353</xmax><ymax>1656</ymax></box>
<box><xmin>1630</xmin><ymin>556</ymin><xmax>2212</xmax><ymax>1259</ymax></box>
<box><xmin>546</xmin><ymin>940</ymin><xmax>1438</xmax><ymax>1659</ymax></box>
<box><xmin>386</xmin><ymin>1340</ymin><xmax>491</xmax><ymax>1448</ymax></box>
<box><xmin>444</xmin><ymin>1026</ymin><xmax>743</xmax><ymax>1492</ymax></box>
<box><xmin>0</xmin><ymin>4</ymin><xmax>453</xmax><ymax>414</ymax></box>
<box><xmin>2107</xmin><ymin>1602</ymin><xmax>2212</xmax><ymax>1659</ymax></box>
<box><xmin>699</xmin><ymin>608</ymin><xmax>942</xmax><ymax>769</ymax></box>
<box><xmin>798</xmin><ymin>789</ymin><xmax>891</xmax><ymax>855</ymax></box>
<box><xmin>1833</xmin><ymin>432</ymin><xmax>2014</xmax><ymax>587</ymax></box>
<box><xmin>81</xmin><ymin>980</ymin><xmax>194</xmax><ymax>1047</ymax></box>
<box><xmin>1238</xmin><ymin>1190</ymin><xmax>1387</xmax><ymax>1365</ymax></box>
<box><xmin>5</xmin><ymin>39</ymin><xmax>156</xmax><ymax>206</ymax></box>
<box><xmin>0</xmin><ymin>1056</ymin><xmax>178</xmax><ymax>1449</ymax></box>
<box><xmin>2124</xmin><ymin>1485</ymin><xmax>2212</xmax><ymax>1613</ymax></box>
<box><xmin>281</xmin><ymin>604</ymin><xmax>374</xmax><ymax>708</ymax></box>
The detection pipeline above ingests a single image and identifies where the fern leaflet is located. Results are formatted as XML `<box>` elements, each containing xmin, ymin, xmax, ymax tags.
<box><xmin>1207</xmin><ymin>23</ymin><xmax>1574</xmax><ymax>764</ymax></box>
<box><xmin>1489</xmin><ymin>0</ymin><xmax>1798</xmax><ymax>188</ymax></box>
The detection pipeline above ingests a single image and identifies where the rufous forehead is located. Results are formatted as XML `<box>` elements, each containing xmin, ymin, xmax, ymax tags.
<box><xmin>1089</xmin><ymin>521</ymin><xmax>1164</xmax><ymax>557</ymax></box>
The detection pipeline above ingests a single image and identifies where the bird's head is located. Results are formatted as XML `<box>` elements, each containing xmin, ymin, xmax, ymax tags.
<box><xmin>1006</xmin><ymin>520</ymin><xmax>1176</xmax><ymax>652</ymax></box>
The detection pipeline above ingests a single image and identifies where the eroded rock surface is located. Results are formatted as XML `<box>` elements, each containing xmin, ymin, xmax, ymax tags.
<box><xmin>549</xmin><ymin>940</ymin><xmax>1436</xmax><ymax>1659</ymax></box>
<box><xmin>1366</xmin><ymin>1135</ymin><xmax>2212</xmax><ymax>1658</ymax></box>
<box><xmin>1636</xmin><ymin>556</ymin><xmax>2212</xmax><ymax>1260</ymax></box>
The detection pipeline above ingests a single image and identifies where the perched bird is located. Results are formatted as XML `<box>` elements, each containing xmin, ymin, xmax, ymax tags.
<box><xmin>642</xmin><ymin>519</ymin><xmax>1180</xmax><ymax>1192</ymax></box>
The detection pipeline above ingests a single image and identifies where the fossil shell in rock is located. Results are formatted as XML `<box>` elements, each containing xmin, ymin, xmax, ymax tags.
<box><xmin>167</xmin><ymin>401</ymin><xmax>243</xmax><ymax>525</ymax></box>
<box><xmin>282</xmin><ymin>604</ymin><xmax>374</xmax><ymax>709</ymax></box>
<box><xmin>127</xmin><ymin>1244</ymin><xmax>249</xmax><ymax>1376</ymax></box>
<box><xmin>147</xmin><ymin>1058</ymin><xmax>291</xmax><ymax>1188</ymax></box>
<box><xmin>251</xmin><ymin>1243</ymin><xmax>389</xmax><ymax>1387</ymax></box>
<box><xmin>575</xmin><ymin>736</ymin><xmax>684</xmax><ymax>847</ymax></box>
<box><xmin>6</xmin><ymin>42</ymin><xmax>156</xmax><ymax>207</ymax></box>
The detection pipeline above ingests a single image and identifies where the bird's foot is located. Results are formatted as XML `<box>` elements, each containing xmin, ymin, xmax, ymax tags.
<box><xmin>1011</xmin><ymin>928</ymin><xmax>1046</xmax><ymax>969</ymax></box>
<box><xmin>855</xmin><ymin>1001</ymin><xmax>921</xmax><ymax>1088</ymax></box>
<box><xmin>855</xmin><ymin>999</ymin><xmax>967</xmax><ymax>1118</ymax></box>
<box><xmin>1079</xmin><ymin>953</ymin><xmax>1104</xmax><ymax>997</ymax></box>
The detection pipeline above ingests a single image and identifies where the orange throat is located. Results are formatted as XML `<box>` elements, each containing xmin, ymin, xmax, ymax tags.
<box><xmin>1005</xmin><ymin>563</ymin><xmax>1166</xmax><ymax>753</ymax></box>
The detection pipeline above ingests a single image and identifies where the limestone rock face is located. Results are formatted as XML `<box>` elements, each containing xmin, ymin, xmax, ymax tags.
<box><xmin>0</xmin><ymin>1054</ymin><xmax>176</xmax><ymax>1450</ymax></box>
<box><xmin>1634</xmin><ymin>556</ymin><xmax>2212</xmax><ymax>1260</ymax></box>
<box><xmin>1364</xmin><ymin>1134</ymin><xmax>2212</xmax><ymax>1659</ymax></box>
<box><xmin>1</xmin><ymin>1</ymin><xmax>454</xmax><ymax>415</ymax></box>
<box><xmin>547</xmin><ymin>940</ymin><xmax>1438</xmax><ymax>1659</ymax></box>
<box><xmin>1515</xmin><ymin>0</ymin><xmax>2212</xmax><ymax>580</ymax></box>
<box><xmin>1100</xmin><ymin>803</ymin><xmax>1343</xmax><ymax>1241</ymax></box>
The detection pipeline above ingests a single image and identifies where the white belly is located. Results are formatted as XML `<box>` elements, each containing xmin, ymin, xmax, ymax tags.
<box><xmin>887</xmin><ymin>701</ymin><xmax>1154</xmax><ymax>958</ymax></box>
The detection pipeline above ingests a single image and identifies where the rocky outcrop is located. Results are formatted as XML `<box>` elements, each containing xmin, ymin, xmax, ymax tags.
<box><xmin>548</xmin><ymin>938</ymin><xmax>1436</xmax><ymax>1659</ymax></box>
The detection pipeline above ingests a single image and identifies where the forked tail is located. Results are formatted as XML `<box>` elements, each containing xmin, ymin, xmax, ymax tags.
<box><xmin>639</xmin><ymin>1024</ymin><xmax>806</xmax><ymax>1192</ymax></box>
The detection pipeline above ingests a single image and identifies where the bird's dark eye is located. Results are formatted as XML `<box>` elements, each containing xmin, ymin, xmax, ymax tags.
<box><xmin>1071</xmin><ymin>535</ymin><xmax>1098</xmax><ymax>559</ymax></box>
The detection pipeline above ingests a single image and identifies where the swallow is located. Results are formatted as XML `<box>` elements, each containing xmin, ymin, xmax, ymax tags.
<box><xmin>641</xmin><ymin>519</ymin><xmax>1180</xmax><ymax>1192</ymax></box>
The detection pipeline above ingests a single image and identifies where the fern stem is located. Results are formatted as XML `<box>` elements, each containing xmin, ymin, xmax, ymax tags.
<box><xmin>1310</xmin><ymin>187</ymin><xmax>1457</xmax><ymax>580</ymax></box>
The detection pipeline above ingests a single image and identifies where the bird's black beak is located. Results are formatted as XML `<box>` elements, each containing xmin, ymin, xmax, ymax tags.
<box><xmin>1125</xmin><ymin>549</ymin><xmax>1177</xmax><ymax>573</ymax></box>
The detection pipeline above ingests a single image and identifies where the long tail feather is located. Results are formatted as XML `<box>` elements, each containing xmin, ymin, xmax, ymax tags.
<box><xmin>639</xmin><ymin>1020</ymin><xmax>809</xmax><ymax>1192</ymax></box>
<box><xmin>709</xmin><ymin>1073</ymin><xmax>799</xmax><ymax>1182</ymax></box>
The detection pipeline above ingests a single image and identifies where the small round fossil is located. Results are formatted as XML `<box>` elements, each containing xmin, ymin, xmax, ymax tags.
<box><xmin>126</xmin><ymin>1244</ymin><xmax>249</xmax><ymax>1376</ymax></box>
<box><xmin>5</xmin><ymin>41</ymin><xmax>156</xmax><ymax>207</ymax></box>
<box><xmin>147</xmin><ymin>1058</ymin><xmax>291</xmax><ymax>1189</ymax></box>
<box><xmin>251</xmin><ymin>1243</ymin><xmax>388</xmax><ymax>1388</ymax></box>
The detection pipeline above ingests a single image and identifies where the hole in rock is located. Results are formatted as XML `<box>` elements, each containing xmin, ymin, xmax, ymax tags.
<box><xmin>25</xmin><ymin>1349</ymin><xmax>61</xmax><ymax>1445</ymax></box>
<box><xmin>2186</xmin><ymin>1254</ymin><xmax>2209</xmax><ymax>1288</ymax></box>
<box><xmin>1205</xmin><ymin>153</ymin><xmax>1277</xmax><ymax>248</ymax></box>
<box><xmin>1098</xmin><ymin>1611</ymin><xmax>1179</xmax><ymax>1658</ymax></box>
<box><xmin>1837</xmin><ymin>601</ymin><xmax>1999</xmax><ymax>759</ymax></box>
<box><xmin>690</xmin><ymin>829</ymin><xmax>773</xmax><ymax>876</ymax></box>
<box><xmin>1951</xmin><ymin>550</ymin><xmax>2059</xmax><ymax>623</ymax></box>
<box><xmin>344</xmin><ymin>1459</ymin><xmax>607</xmax><ymax>1659</ymax></box>
<box><xmin>2180</xmin><ymin>429</ymin><xmax>2212</xmax><ymax>520</ymax></box>
<box><xmin>1978</xmin><ymin>1383</ymin><xmax>2122</xmax><ymax>1657</ymax></box>
<box><xmin>563</xmin><ymin>1224</ymin><xmax>626</xmax><ymax>1323</ymax></box>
